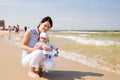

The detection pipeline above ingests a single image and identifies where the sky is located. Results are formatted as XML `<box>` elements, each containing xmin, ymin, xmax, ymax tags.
<box><xmin>0</xmin><ymin>0</ymin><xmax>120</xmax><ymax>30</ymax></box>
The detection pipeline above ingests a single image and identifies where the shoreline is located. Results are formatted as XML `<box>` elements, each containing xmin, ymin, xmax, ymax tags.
<box><xmin>59</xmin><ymin>50</ymin><xmax>120</xmax><ymax>74</ymax></box>
<box><xmin>0</xmin><ymin>31</ymin><xmax>120</xmax><ymax>80</ymax></box>
<box><xmin>49</xmin><ymin>33</ymin><xmax>120</xmax><ymax>74</ymax></box>
<box><xmin>1</xmin><ymin>31</ymin><xmax>120</xmax><ymax>74</ymax></box>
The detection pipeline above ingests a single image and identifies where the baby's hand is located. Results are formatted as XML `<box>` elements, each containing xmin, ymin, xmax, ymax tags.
<box><xmin>33</xmin><ymin>44</ymin><xmax>42</xmax><ymax>51</ymax></box>
<box><xmin>44</xmin><ymin>54</ymin><xmax>48</xmax><ymax>58</ymax></box>
<box><xmin>43</xmin><ymin>45</ymin><xmax>51</xmax><ymax>51</ymax></box>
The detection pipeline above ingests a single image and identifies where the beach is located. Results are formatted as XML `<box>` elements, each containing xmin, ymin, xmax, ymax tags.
<box><xmin>0</xmin><ymin>30</ymin><xmax>120</xmax><ymax>80</ymax></box>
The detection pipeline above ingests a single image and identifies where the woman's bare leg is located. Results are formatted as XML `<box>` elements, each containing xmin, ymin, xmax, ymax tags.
<box><xmin>38</xmin><ymin>66</ymin><xmax>43</xmax><ymax>77</ymax></box>
<box><xmin>28</xmin><ymin>67</ymin><xmax>39</xmax><ymax>78</ymax></box>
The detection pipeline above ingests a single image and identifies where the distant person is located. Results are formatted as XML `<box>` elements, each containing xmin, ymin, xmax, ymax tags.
<box><xmin>8</xmin><ymin>25</ymin><xmax>12</xmax><ymax>40</ymax></box>
<box><xmin>24</xmin><ymin>26</ymin><xmax>27</xmax><ymax>32</ymax></box>
<box><xmin>20</xmin><ymin>16</ymin><xmax>56</xmax><ymax>78</ymax></box>
<box><xmin>13</xmin><ymin>25</ymin><xmax>19</xmax><ymax>34</ymax></box>
<box><xmin>13</xmin><ymin>26</ymin><xmax>16</xmax><ymax>32</ymax></box>
<box><xmin>8</xmin><ymin>25</ymin><xmax>12</xmax><ymax>34</ymax></box>
<box><xmin>16</xmin><ymin>24</ymin><xmax>19</xmax><ymax>33</ymax></box>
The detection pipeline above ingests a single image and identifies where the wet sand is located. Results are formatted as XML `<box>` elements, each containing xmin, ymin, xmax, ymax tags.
<box><xmin>0</xmin><ymin>31</ymin><xmax>120</xmax><ymax>80</ymax></box>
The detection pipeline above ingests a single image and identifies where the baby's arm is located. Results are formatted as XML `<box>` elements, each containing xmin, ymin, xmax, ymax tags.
<box><xmin>48</xmin><ymin>42</ymin><xmax>58</xmax><ymax>50</ymax></box>
<box><xmin>48</xmin><ymin>43</ymin><xmax>59</xmax><ymax>57</ymax></box>
<box><xmin>31</xmin><ymin>42</ymin><xmax>43</xmax><ymax>51</ymax></box>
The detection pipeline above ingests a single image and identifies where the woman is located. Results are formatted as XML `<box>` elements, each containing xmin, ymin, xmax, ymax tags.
<box><xmin>20</xmin><ymin>16</ymin><xmax>55</xmax><ymax>78</ymax></box>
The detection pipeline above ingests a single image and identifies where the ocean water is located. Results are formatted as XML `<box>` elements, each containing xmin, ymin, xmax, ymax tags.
<box><xmin>49</xmin><ymin>30</ymin><xmax>120</xmax><ymax>74</ymax></box>
<box><xmin>49</xmin><ymin>31</ymin><xmax>120</xmax><ymax>56</ymax></box>
<box><xmin>2</xmin><ymin>30</ymin><xmax>120</xmax><ymax>74</ymax></box>
<box><xmin>50</xmin><ymin>30</ymin><xmax>120</xmax><ymax>46</ymax></box>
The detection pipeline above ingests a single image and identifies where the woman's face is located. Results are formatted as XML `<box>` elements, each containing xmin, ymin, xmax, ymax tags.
<box><xmin>39</xmin><ymin>21</ymin><xmax>51</xmax><ymax>32</ymax></box>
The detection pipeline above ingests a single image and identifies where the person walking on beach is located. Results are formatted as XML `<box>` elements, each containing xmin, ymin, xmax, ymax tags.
<box><xmin>16</xmin><ymin>24</ymin><xmax>20</xmax><ymax>33</ymax></box>
<box><xmin>20</xmin><ymin>16</ymin><xmax>55</xmax><ymax>78</ymax></box>
<box><xmin>8</xmin><ymin>25</ymin><xmax>12</xmax><ymax>34</ymax></box>
<box><xmin>24</xmin><ymin>26</ymin><xmax>27</xmax><ymax>32</ymax></box>
<box><xmin>13</xmin><ymin>26</ymin><xmax>18</xmax><ymax>34</ymax></box>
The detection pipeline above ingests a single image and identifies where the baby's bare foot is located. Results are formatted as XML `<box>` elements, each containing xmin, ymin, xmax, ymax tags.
<box><xmin>28</xmin><ymin>72</ymin><xmax>39</xmax><ymax>78</ymax></box>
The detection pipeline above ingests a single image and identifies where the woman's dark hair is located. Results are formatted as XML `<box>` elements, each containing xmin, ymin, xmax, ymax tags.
<box><xmin>37</xmin><ymin>16</ymin><xmax>53</xmax><ymax>28</ymax></box>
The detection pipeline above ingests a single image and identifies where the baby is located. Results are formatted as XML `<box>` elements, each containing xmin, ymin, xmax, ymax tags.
<box><xmin>35</xmin><ymin>32</ymin><xmax>59</xmax><ymax>59</ymax></box>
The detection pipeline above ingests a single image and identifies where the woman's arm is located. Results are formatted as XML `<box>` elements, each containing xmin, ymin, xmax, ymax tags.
<box><xmin>21</xmin><ymin>30</ymin><xmax>45</xmax><ymax>52</ymax></box>
<box><xmin>20</xmin><ymin>30</ymin><xmax>33</xmax><ymax>52</ymax></box>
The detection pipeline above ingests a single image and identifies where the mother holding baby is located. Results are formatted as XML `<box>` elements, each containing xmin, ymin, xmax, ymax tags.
<box><xmin>20</xmin><ymin>16</ymin><xmax>55</xmax><ymax>78</ymax></box>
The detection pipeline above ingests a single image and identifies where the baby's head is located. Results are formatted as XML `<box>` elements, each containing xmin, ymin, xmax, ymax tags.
<box><xmin>40</xmin><ymin>32</ymin><xmax>49</xmax><ymax>42</ymax></box>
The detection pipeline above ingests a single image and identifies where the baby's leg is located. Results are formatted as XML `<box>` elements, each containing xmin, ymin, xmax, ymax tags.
<box><xmin>40</xmin><ymin>58</ymin><xmax>56</xmax><ymax>72</ymax></box>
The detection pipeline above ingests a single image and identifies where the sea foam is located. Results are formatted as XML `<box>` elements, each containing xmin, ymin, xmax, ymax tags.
<box><xmin>50</xmin><ymin>34</ymin><xmax>119</xmax><ymax>46</ymax></box>
<box><xmin>59</xmin><ymin>50</ymin><xmax>120</xmax><ymax>74</ymax></box>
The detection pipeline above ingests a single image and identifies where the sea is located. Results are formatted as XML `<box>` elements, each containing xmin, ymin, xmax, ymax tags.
<box><xmin>2</xmin><ymin>30</ymin><xmax>120</xmax><ymax>74</ymax></box>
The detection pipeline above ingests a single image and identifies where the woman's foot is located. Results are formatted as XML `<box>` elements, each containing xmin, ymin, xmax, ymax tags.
<box><xmin>38</xmin><ymin>67</ymin><xmax>43</xmax><ymax>77</ymax></box>
<box><xmin>28</xmin><ymin>71</ymin><xmax>39</xmax><ymax>78</ymax></box>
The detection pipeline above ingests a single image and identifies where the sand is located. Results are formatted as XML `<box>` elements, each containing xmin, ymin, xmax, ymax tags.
<box><xmin>0</xmin><ymin>31</ymin><xmax>120</xmax><ymax>80</ymax></box>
